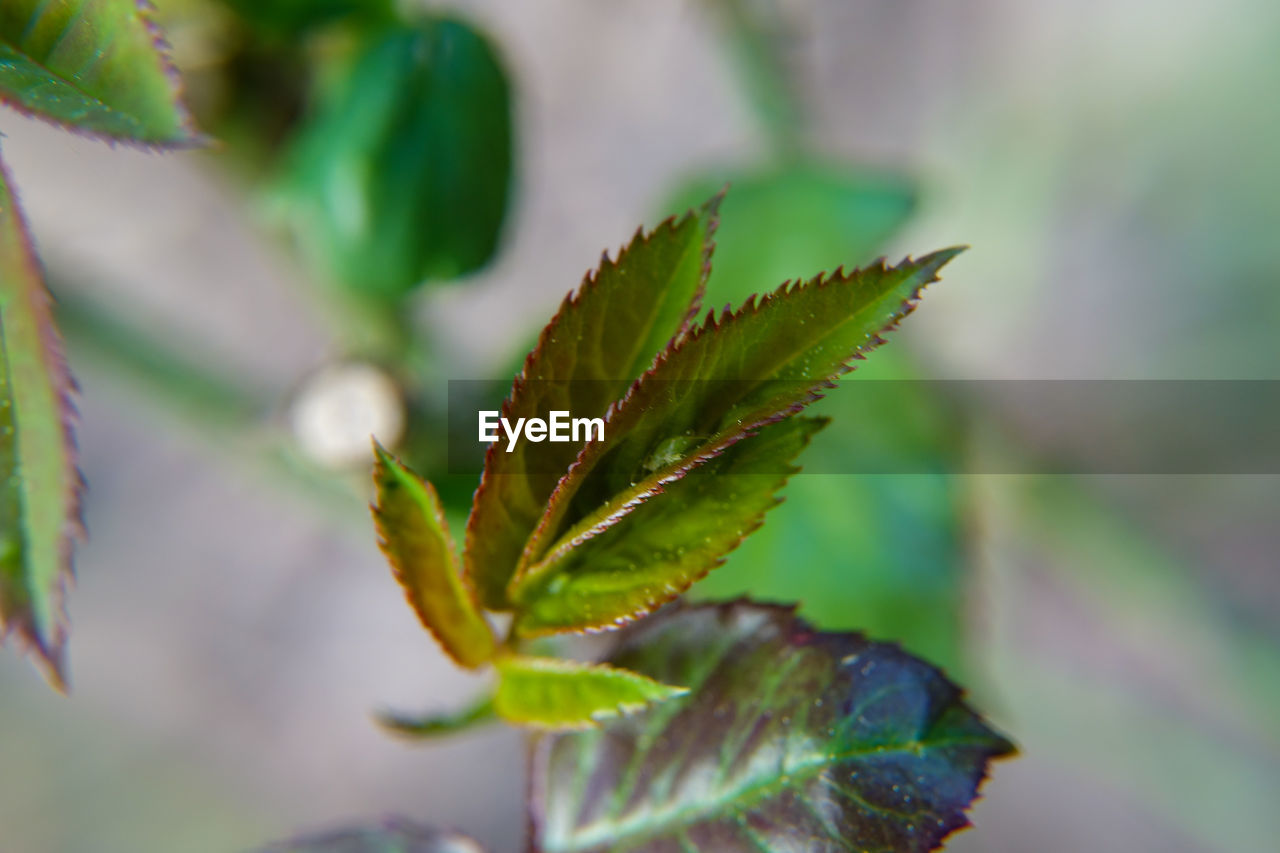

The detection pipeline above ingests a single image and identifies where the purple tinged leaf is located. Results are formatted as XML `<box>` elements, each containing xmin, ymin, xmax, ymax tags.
<box><xmin>0</xmin><ymin>0</ymin><xmax>202</xmax><ymax>146</ymax></box>
<box><xmin>0</xmin><ymin>156</ymin><xmax>82</xmax><ymax>689</ymax></box>
<box><xmin>464</xmin><ymin>197</ymin><xmax>721</xmax><ymax>611</ymax></box>
<box><xmin>372</xmin><ymin>442</ymin><xmax>495</xmax><ymax>669</ymax></box>
<box><xmin>530</xmin><ymin>602</ymin><xmax>1014</xmax><ymax>853</ymax></box>
<box><xmin>515</xmin><ymin>250</ymin><xmax>963</xmax><ymax>597</ymax></box>
<box><xmin>511</xmin><ymin>416</ymin><xmax>827</xmax><ymax>637</ymax></box>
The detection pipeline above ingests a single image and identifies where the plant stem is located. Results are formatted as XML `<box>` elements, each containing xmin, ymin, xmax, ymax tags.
<box><xmin>52</xmin><ymin>283</ymin><xmax>267</xmax><ymax>430</ymax></box>
<box><xmin>713</xmin><ymin>0</ymin><xmax>809</xmax><ymax>157</ymax></box>
<box><xmin>375</xmin><ymin>693</ymin><xmax>497</xmax><ymax>740</ymax></box>
<box><xmin>50</xmin><ymin>280</ymin><xmax>368</xmax><ymax>528</ymax></box>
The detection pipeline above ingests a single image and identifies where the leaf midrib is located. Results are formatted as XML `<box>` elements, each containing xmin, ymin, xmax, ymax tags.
<box><xmin>613</xmin><ymin>217</ymin><xmax>704</xmax><ymax>386</ymax></box>
<box><xmin>521</xmin><ymin>268</ymin><xmax>920</xmax><ymax>586</ymax></box>
<box><xmin>0</xmin><ymin>41</ymin><xmax>141</xmax><ymax>128</ymax></box>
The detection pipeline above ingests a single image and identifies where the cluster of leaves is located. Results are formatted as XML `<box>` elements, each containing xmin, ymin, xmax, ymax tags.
<box><xmin>366</xmin><ymin>195</ymin><xmax>1012</xmax><ymax>849</ymax></box>
<box><xmin>0</xmin><ymin>4</ymin><xmax>1012</xmax><ymax>849</ymax></box>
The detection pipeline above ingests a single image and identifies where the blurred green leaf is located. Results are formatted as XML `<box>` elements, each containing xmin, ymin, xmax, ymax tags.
<box><xmin>465</xmin><ymin>199</ymin><xmax>718</xmax><ymax>610</ymax></box>
<box><xmin>530</xmin><ymin>602</ymin><xmax>1013</xmax><ymax>852</ymax></box>
<box><xmin>518</xmin><ymin>250</ymin><xmax>961</xmax><ymax>587</ymax></box>
<box><xmin>0</xmin><ymin>0</ymin><xmax>199</xmax><ymax>144</ymax></box>
<box><xmin>669</xmin><ymin>163</ymin><xmax>915</xmax><ymax>308</ymax></box>
<box><xmin>512</xmin><ymin>416</ymin><xmax>826</xmax><ymax>636</ymax></box>
<box><xmin>276</xmin><ymin>14</ymin><xmax>512</xmax><ymax>300</ymax></box>
<box><xmin>222</xmin><ymin>0</ymin><xmax>393</xmax><ymax>39</ymax></box>
<box><xmin>371</xmin><ymin>442</ymin><xmax>494</xmax><ymax>668</ymax></box>
<box><xmin>0</xmin><ymin>159</ymin><xmax>81</xmax><ymax>688</ymax></box>
<box><xmin>494</xmin><ymin>654</ymin><xmax>686</xmax><ymax>730</ymax></box>
<box><xmin>260</xmin><ymin>819</ymin><xmax>486</xmax><ymax>852</ymax></box>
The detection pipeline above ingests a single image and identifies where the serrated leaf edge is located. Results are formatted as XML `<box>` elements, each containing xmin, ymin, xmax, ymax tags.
<box><xmin>529</xmin><ymin>600</ymin><xmax>1016</xmax><ymax>852</ymax></box>
<box><xmin>511</xmin><ymin>417</ymin><xmax>829</xmax><ymax>637</ymax></box>
<box><xmin>494</xmin><ymin>654</ymin><xmax>689</xmax><ymax>730</ymax></box>
<box><xmin>0</xmin><ymin>157</ymin><xmax>84</xmax><ymax>690</ymax></box>
<box><xmin>371</xmin><ymin>440</ymin><xmax>495</xmax><ymax>669</ymax></box>
<box><xmin>464</xmin><ymin>196</ymin><xmax>721</xmax><ymax>610</ymax></box>
<box><xmin>514</xmin><ymin>249</ymin><xmax>963</xmax><ymax>591</ymax></box>
<box><xmin>0</xmin><ymin>0</ymin><xmax>205</xmax><ymax>148</ymax></box>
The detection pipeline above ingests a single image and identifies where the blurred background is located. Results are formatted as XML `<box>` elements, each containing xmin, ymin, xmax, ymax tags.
<box><xmin>1</xmin><ymin>0</ymin><xmax>1278</xmax><ymax>850</ymax></box>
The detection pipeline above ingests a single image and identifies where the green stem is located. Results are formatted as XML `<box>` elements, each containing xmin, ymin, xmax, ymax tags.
<box><xmin>715</xmin><ymin>0</ymin><xmax>808</xmax><ymax>157</ymax></box>
<box><xmin>52</xmin><ymin>283</ymin><xmax>267</xmax><ymax>430</ymax></box>
<box><xmin>375</xmin><ymin>693</ymin><xmax>497</xmax><ymax>740</ymax></box>
<box><xmin>50</xmin><ymin>280</ymin><xmax>368</xmax><ymax>528</ymax></box>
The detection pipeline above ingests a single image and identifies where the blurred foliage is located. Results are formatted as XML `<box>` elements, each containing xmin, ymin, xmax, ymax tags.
<box><xmin>0</xmin><ymin>0</ymin><xmax>206</xmax><ymax>687</ymax></box>
<box><xmin>669</xmin><ymin>163</ymin><xmax>915</xmax><ymax>308</ymax></box>
<box><xmin>222</xmin><ymin>0</ymin><xmax>394</xmax><ymax>40</ymax></box>
<box><xmin>0</xmin><ymin>165</ymin><xmax>79</xmax><ymax>687</ymax></box>
<box><xmin>976</xmin><ymin>474</ymin><xmax>1280</xmax><ymax>850</ymax></box>
<box><xmin>273</xmin><ymin>14</ymin><xmax>513</xmax><ymax>303</ymax></box>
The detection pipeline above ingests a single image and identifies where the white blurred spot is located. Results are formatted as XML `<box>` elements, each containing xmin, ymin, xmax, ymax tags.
<box><xmin>290</xmin><ymin>362</ymin><xmax>405</xmax><ymax>468</ymax></box>
<box><xmin>438</xmin><ymin>834</ymin><xmax>487</xmax><ymax>853</ymax></box>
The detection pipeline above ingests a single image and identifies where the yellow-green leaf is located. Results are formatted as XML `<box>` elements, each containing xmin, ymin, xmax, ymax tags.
<box><xmin>494</xmin><ymin>654</ymin><xmax>686</xmax><ymax>730</ymax></box>
<box><xmin>0</xmin><ymin>0</ymin><xmax>199</xmax><ymax>145</ymax></box>
<box><xmin>371</xmin><ymin>442</ymin><xmax>494</xmax><ymax>669</ymax></box>
<box><xmin>0</xmin><ymin>156</ymin><xmax>81</xmax><ymax>688</ymax></box>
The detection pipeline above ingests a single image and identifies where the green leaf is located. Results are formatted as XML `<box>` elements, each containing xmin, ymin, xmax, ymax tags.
<box><xmin>371</xmin><ymin>442</ymin><xmax>495</xmax><ymax>669</ymax></box>
<box><xmin>512</xmin><ymin>416</ymin><xmax>826</xmax><ymax>636</ymax></box>
<box><xmin>530</xmin><ymin>602</ymin><xmax>1014</xmax><ymax>852</ymax></box>
<box><xmin>465</xmin><ymin>198</ymin><xmax>720</xmax><ymax>611</ymax></box>
<box><xmin>494</xmin><ymin>654</ymin><xmax>687</xmax><ymax>730</ymax></box>
<box><xmin>669</xmin><ymin>162</ymin><xmax>916</xmax><ymax>307</ymax></box>
<box><xmin>516</xmin><ymin>249</ymin><xmax>962</xmax><ymax>589</ymax></box>
<box><xmin>0</xmin><ymin>158</ymin><xmax>81</xmax><ymax>688</ymax></box>
<box><xmin>672</xmin><ymin>165</ymin><xmax>969</xmax><ymax>674</ymax></box>
<box><xmin>275</xmin><ymin>14</ymin><xmax>512</xmax><ymax>299</ymax></box>
<box><xmin>259</xmin><ymin>818</ymin><xmax>486</xmax><ymax>852</ymax></box>
<box><xmin>0</xmin><ymin>0</ymin><xmax>199</xmax><ymax>145</ymax></box>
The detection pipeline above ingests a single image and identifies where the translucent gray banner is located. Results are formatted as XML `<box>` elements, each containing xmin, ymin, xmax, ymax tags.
<box><xmin>445</xmin><ymin>380</ymin><xmax>1280</xmax><ymax>475</ymax></box>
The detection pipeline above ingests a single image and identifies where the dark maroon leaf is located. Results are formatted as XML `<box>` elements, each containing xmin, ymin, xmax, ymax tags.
<box><xmin>530</xmin><ymin>602</ymin><xmax>1014</xmax><ymax>852</ymax></box>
